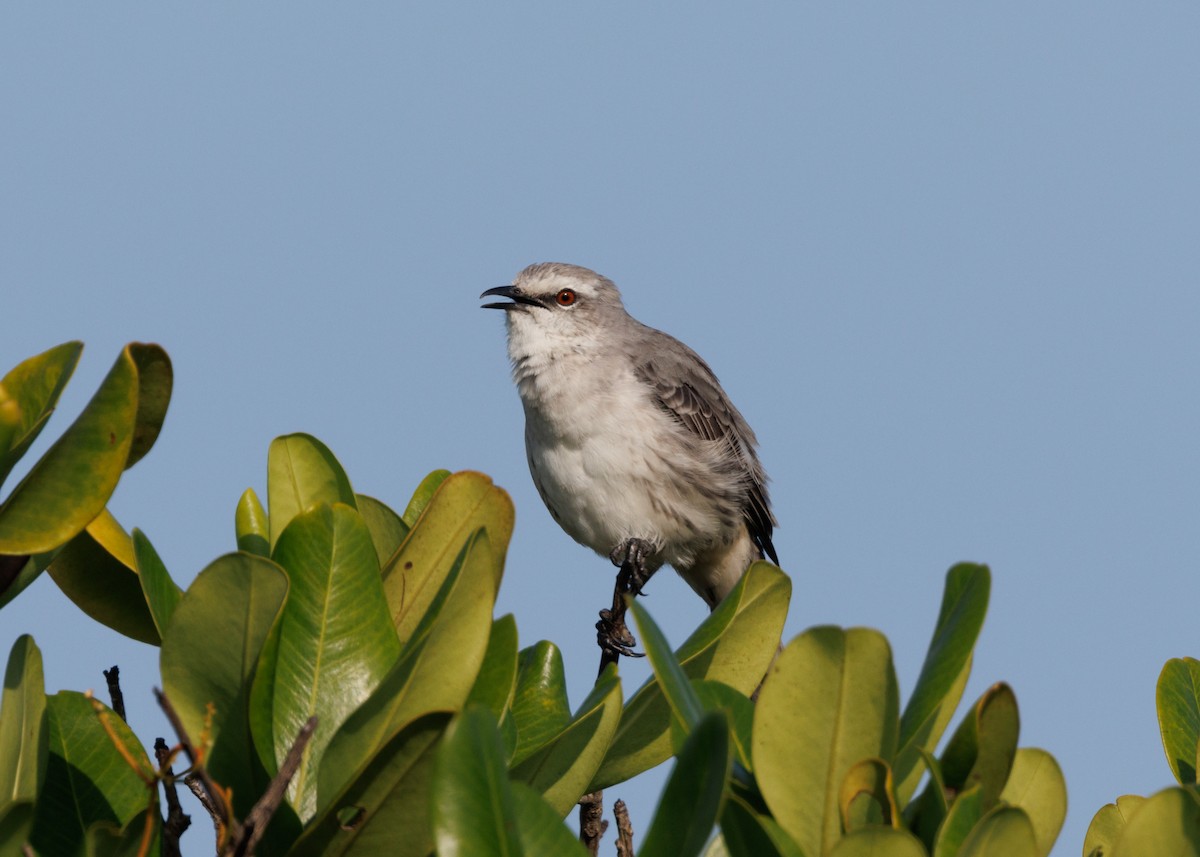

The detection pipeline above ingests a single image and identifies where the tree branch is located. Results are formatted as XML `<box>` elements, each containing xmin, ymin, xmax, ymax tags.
<box><xmin>155</xmin><ymin>737</ymin><xmax>190</xmax><ymax>857</ymax></box>
<box><xmin>103</xmin><ymin>665</ymin><xmax>126</xmax><ymax>722</ymax></box>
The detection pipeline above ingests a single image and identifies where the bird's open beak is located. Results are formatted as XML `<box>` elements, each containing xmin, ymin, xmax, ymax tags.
<box><xmin>480</xmin><ymin>285</ymin><xmax>545</xmax><ymax>311</ymax></box>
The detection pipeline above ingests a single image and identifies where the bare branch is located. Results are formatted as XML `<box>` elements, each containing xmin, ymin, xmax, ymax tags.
<box><xmin>104</xmin><ymin>665</ymin><xmax>126</xmax><ymax>722</ymax></box>
<box><xmin>230</xmin><ymin>715</ymin><xmax>317</xmax><ymax>857</ymax></box>
<box><xmin>614</xmin><ymin>799</ymin><xmax>634</xmax><ymax>856</ymax></box>
<box><xmin>155</xmin><ymin>737</ymin><xmax>190</xmax><ymax>857</ymax></box>
<box><xmin>578</xmin><ymin>790</ymin><xmax>607</xmax><ymax>856</ymax></box>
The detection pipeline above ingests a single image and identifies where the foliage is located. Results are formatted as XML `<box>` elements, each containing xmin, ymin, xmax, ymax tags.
<box><xmin>1081</xmin><ymin>658</ymin><xmax>1200</xmax><ymax>856</ymax></box>
<box><xmin>0</xmin><ymin>341</ymin><xmax>1087</xmax><ymax>856</ymax></box>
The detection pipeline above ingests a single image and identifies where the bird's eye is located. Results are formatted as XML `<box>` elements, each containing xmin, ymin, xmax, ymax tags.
<box><xmin>555</xmin><ymin>289</ymin><xmax>577</xmax><ymax>307</ymax></box>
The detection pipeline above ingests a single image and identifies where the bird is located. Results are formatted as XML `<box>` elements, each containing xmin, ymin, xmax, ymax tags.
<box><xmin>481</xmin><ymin>262</ymin><xmax>778</xmax><ymax>617</ymax></box>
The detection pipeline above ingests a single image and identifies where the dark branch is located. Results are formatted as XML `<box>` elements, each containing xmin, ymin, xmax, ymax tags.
<box><xmin>578</xmin><ymin>791</ymin><xmax>607</xmax><ymax>856</ymax></box>
<box><xmin>230</xmin><ymin>715</ymin><xmax>317</xmax><ymax>857</ymax></box>
<box><xmin>614</xmin><ymin>799</ymin><xmax>635</xmax><ymax>856</ymax></box>
<box><xmin>103</xmin><ymin>665</ymin><xmax>126</xmax><ymax>722</ymax></box>
<box><xmin>155</xmin><ymin>737</ymin><xmax>190</xmax><ymax>857</ymax></box>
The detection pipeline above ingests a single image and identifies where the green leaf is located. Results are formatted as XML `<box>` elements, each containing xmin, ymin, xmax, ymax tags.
<box><xmin>511</xmin><ymin>782</ymin><xmax>589</xmax><ymax>856</ymax></box>
<box><xmin>895</xmin><ymin>563</ymin><xmax>989</xmax><ymax>805</ymax></box>
<box><xmin>0</xmin><ymin>345</ymin><xmax>138</xmax><ymax>554</ymax></box>
<box><xmin>255</xmin><ymin>503</ymin><xmax>401</xmax><ymax>821</ymax></box>
<box><xmin>1158</xmin><ymin>657</ymin><xmax>1200</xmax><ymax>786</ymax></box>
<box><xmin>236</xmin><ymin>487</ymin><xmax>270</xmax><ymax>556</ymax></box>
<box><xmin>0</xmin><ymin>555</ymin><xmax>40</xmax><ymax>610</ymax></box>
<box><xmin>316</xmin><ymin>528</ymin><xmax>496</xmax><ymax>811</ymax></box>
<box><xmin>751</xmin><ymin>626</ymin><xmax>899</xmax><ymax>857</ymax></box>
<box><xmin>123</xmin><ymin>343</ymin><xmax>172</xmax><ymax>470</ymax></box>
<box><xmin>998</xmin><ymin>748</ymin><xmax>1066</xmax><ymax>857</ymax></box>
<box><xmin>30</xmin><ymin>692</ymin><xmax>153</xmax><ymax>857</ymax></box>
<box><xmin>402</xmin><ymin>469</ymin><xmax>452</xmax><ymax>527</ymax></box>
<box><xmin>0</xmin><ymin>801</ymin><xmax>34</xmax><ymax>856</ymax></box>
<box><xmin>510</xmin><ymin>664</ymin><xmax>622</xmax><ymax>816</ymax></box>
<box><xmin>432</xmin><ymin>706</ymin><xmax>523</xmax><ymax>857</ymax></box>
<box><xmin>132</xmin><ymin>529</ymin><xmax>182</xmax><ymax>637</ymax></box>
<box><xmin>933</xmin><ymin>784</ymin><xmax>984</xmax><ymax>857</ymax></box>
<box><xmin>356</xmin><ymin>493</ymin><xmax>410</xmax><ymax>565</ymax></box>
<box><xmin>1110</xmin><ymin>787</ymin><xmax>1200</xmax><ymax>857</ymax></box>
<box><xmin>266</xmin><ymin>433</ymin><xmax>357</xmax><ymax>550</ymax></box>
<box><xmin>719</xmin><ymin>793</ymin><xmax>806</xmax><ymax>857</ymax></box>
<box><xmin>82</xmin><ymin>808</ymin><xmax>161</xmax><ymax>857</ymax></box>
<box><xmin>631</xmin><ymin>597</ymin><xmax>705</xmax><ymax>746</ymax></box>
<box><xmin>159</xmin><ymin>552</ymin><xmax>288</xmax><ymax>818</ymax></box>
<box><xmin>639</xmin><ymin>711</ymin><xmax>732</xmax><ymax>857</ymax></box>
<box><xmin>466</xmin><ymin>614</ymin><xmax>520</xmax><ymax>721</ymax></box>
<box><xmin>591</xmin><ymin>561</ymin><xmax>790</xmax><ymax>789</ymax></box>
<box><xmin>1084</xmin><ymin>795</ymin><xmax>1145</xmax><ymax>857</ymax></box>
<box><xmin>289</xmin><ymin>712</ymin><xmax>450</xmax><ymax>857</ymax></box>
<box><xmin>959</xmin><ymin>805</ymin><xmax>1038</xmax><ymax>857</ymax></box>
<box><xmin>830</xmin><ymin>827</ymin><xmax>927</xmax><ymax>857</ymax></box>
<box><xmin>0</xmin><ymin>635</ymin><xmax>47</xmax><ymax>807</ymax></box>
<box><xmin>382</xmin><ymin>471</ymin><xmax>513</xmax><ymax>642</ymax></box>
<box><xmin>46</xmin><ymin>509</ymin><xmax>160</xmax><ymax>645</ymax></box>
<box><xmin>510</xmin><ymin>641</ymin><xmax>572</xmax><ymax>766</ymax></box>
<box><xmin>0</xmin><ymin>341</ymin><xmax>82</xmax><ymax>489</ymax></box>
<box><xmin>939</xmin><ymin>682</ymin><xmax>1019</xmax><ymax>810</ymax></box>
<box><xmin>693</xmin><ymin>680</ymin><xmax>755</xmax><ymax>772</ymax></box>
<box><xmin>839</xmin><ymin>758</ymin><xmax>899</xmax><ymax>833</ymax></box>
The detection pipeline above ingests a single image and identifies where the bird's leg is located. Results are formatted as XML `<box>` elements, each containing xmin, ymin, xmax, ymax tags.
<box><xmin>595</xmin><ymin>538</ymin><xmax>657</xmax><ymax>673</ymax></box>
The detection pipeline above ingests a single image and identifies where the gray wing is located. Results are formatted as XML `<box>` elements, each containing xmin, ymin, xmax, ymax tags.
<box><xmin>633</xmin><ymin>334</ymin><xmax>779</xmax><ymax>565</ymax></box>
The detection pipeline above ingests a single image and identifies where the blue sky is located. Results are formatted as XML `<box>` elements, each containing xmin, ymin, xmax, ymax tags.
<box><xmin>3</xmin><ymin>4</ymin><xmax>1199</xmax><ymax>854</ymax></box>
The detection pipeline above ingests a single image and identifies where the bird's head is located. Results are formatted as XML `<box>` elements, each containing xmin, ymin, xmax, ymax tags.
<box><xmin>481</xmin><ymin>262</ymin><xmax>628</xmax><ymax>356</ymax></box>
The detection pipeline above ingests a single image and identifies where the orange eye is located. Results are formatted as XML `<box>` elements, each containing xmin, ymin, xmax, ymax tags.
<box><xmin>555</xmin><ymin>289</ymin><xmax>577</xmax><ymax>307</ymax></box>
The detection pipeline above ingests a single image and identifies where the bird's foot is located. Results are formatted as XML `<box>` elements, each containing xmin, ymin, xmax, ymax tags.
<box><xmin>609</xmin><ymin>537</ymin><xmax>656</xmax><ymax>596</ymax></box>
<box><xmin>596</xmin><ymin>608</ymin><xmax>644</xmax><ymax>660</ymax></box>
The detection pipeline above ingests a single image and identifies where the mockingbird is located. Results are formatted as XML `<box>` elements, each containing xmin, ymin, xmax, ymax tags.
<box><xmin>482</xmin><ymin>262</ymin><xmax>778</xmax><ymax>654</ymax></box>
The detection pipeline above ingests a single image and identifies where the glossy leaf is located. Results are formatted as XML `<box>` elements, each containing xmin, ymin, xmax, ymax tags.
<box><xmin>132</xmin><ymin>529</ymin><xmax>182</xmax><ymax>637</ymax></box>
<box><xmin>0</xmin><ymin>635</ymin><xmax>47</xmax><ymax>807</ymax></box>
<box><xmin>0</xmin><ymin>801</ymin><xmax>34</xmax><ymax>856</ymax></box>
<box><xmin>511</xmin><ymin>782</ymin><xmax>589</xmax><ymax>856</ymax></box>
<box><xmin>30</xmin><ymin>692</ymin><xmax>153</xmax><ymax>856</ymax></box>
<box><xmin>1158</xmin><ymin>657</ymin><xmax>1200</xmax><ymax>785</ymax></box>
<box><xmin>236</xmin><ymin>487</ymin><xmax>270</xmax><ymax>556</ymax></box>
<box><xmin>0</xmin><ymin>341</ymin><xmax>82</xmax><ymax>489</ymax></box>
<box><xmin>0</xmin><ymin>345</ymin><xmax>138</xmax><ymax>554</ymax></box>
<box><xmin>1110</xmin><ymin>787</ymin><xmax>1200</xmax><ymax>856</ymax></box>
<box><xmin>639</xmin><ymin>711</ymin><xmax>732</xmax><ymax>857</ymax></box>
<box><xmin>123</xmin><ymin>343</ymin><xmax>172</xmax><ymax>470</ymax></box>
<box><xmin>998</xmin><ymin>748</ymin><xmax>1066</xmax><ymax>857</ymax></box>
<box><xmin>466</xmin><ymin>614</ymin><xmax>520</xmax><ymax>720</ymax></box>
<box><xmin>895</xmin><ymin>563</ymin><xmax>989</xmax><ymax>804</ymax></box>
<box><xmin>830</xmin><ymin>827</ymin><xmax>927</xmax><ymax>857</ymax></box>
<box><xmin>357</xmin><ymin>493</ymin><xmax>410</xmax><ymax>565</ymax></box>
<box><xmin>160</xmin><ymin>552</ymin><xmax>288</xmax><ymax>817</ymax></box>
<box><xmin>289</xmin><ymin>712</ymin><xmax>450</xmax><ymax>857</ymax></box>
<box><xmin>510</xmin><ymin>641</ymin><xmax>572</xmax><ymax>766</ymax></box>
<box><xmin>0</xmin><ymin>555</ymin><xmax>39</xmax><ymax>609</ymax></box>
<box><xmin>939</xmin><ymin>683</ymin><xmax>1019</xmax><ymax>810</ymax></box>
<box><xmin>719</xmin><ymin>793</ymin><xmax>806</xmax><ymax>857</ymax></box>
<box><xmin>510</xmin><ymin>664</ymin><xmax>622</xmax><ymax>816</ymax></box>
<box><xmin>631</xmin><ymin>597</ymin><xmax>705</xmax><ymax>744</ymax></box>
<box><xmin>591</xmin><ymin>561</ymin><xmax>790</xmax><ymax>789</ymax></box>
<box><xmin>402</xmin><ymin>469</ymin><xmax>451</xmax><ymax>526</ymax></box>
<box><xmin>255</xmin><ymin>503</ymin><xmax>400</xmax><ymax>820</ymax></box>
<box><xmin>317</xmin><ymin>529</ymin><xmax>496</xmax><ymax>809</ymax></box>
<box><xmin>46</xmin><ymin>509</ymin><xmax>160</xmax><ymax>645</ymax></box>
<box><xmin>431</xmin><ymin>706</ymin><xmax>523</xmax><ymax>857</ymax></box>
<box><xmin>382</xmin><ymin>471</ymin><xmax>513</xmax><ymax>642</ymax></box>
<box><xmin>693</xmin><ymin>680</ymin><xmax>755</xmax><ymax>771</ymax></box>
<box><xmin>1084</xmin><ymin>795</ymin><xmax>1145</xmax><ymax>857</ymax></box>
<box><xmin>83</xmin><ymin>808</ymin><xmax>161</xmax><ymax>857</ymax></box>
<box><xmin>933</xmin><ymin>784</ymin><xmax>984</xmax><ymax>857</ymax></box>
<box><xmin>959</xmin><ymin>805</ymin><xmax>1038</xmax><ymax>857</ymax></box>
<box><xmin>266</xmin><ymin>433</ymin><xmax>356</xmax><ymax>549</ymax></box>
<box><xmin>839</xmin><ymin>758</ymin><xmax>899</xmax><ymax>832</ymax></box>
<box><xmin>752</xmin><ymin>626</ymin><xmax>899</xmax><ymax>857</ymax></box>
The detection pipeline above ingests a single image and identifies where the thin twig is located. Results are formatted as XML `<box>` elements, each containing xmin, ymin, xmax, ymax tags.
<box><xmin>230</xmin><ymin>715</ymin><xmax>317</xmax><ymax>857</ymax></box>
<box><xmin>155</xmin><ymin>737</ymin><xmax>190</xmax><ymax>857</ymax></box>
<box><xmin>154</xmin><ymin>688</ymin><xmax>238</xmax><ymax>844</ymax></box>
<box><xmin>104</xmin><ymin>665</ymin><xmax>126</xmax><ymax>722</ymax></box>
<box><xmin>614</xmin><ymin>799</ymin><xmax>635</xmax><ymax>856</ymax></box>
<box><xmin>185</xmin><ymin>774</ymin><xmax>223</xmax><ymax>842</ymax></box>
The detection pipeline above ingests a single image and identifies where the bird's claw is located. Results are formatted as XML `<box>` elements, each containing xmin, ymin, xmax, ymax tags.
<box><xmin>610</xmin><ymin>537</ymin><xmax>655</xmax><ymax>596</ymax></box>
<box><xmin>596</xmin><ymin>608</ymin><xmax>644</xmax><ymax>659</ymax></box>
